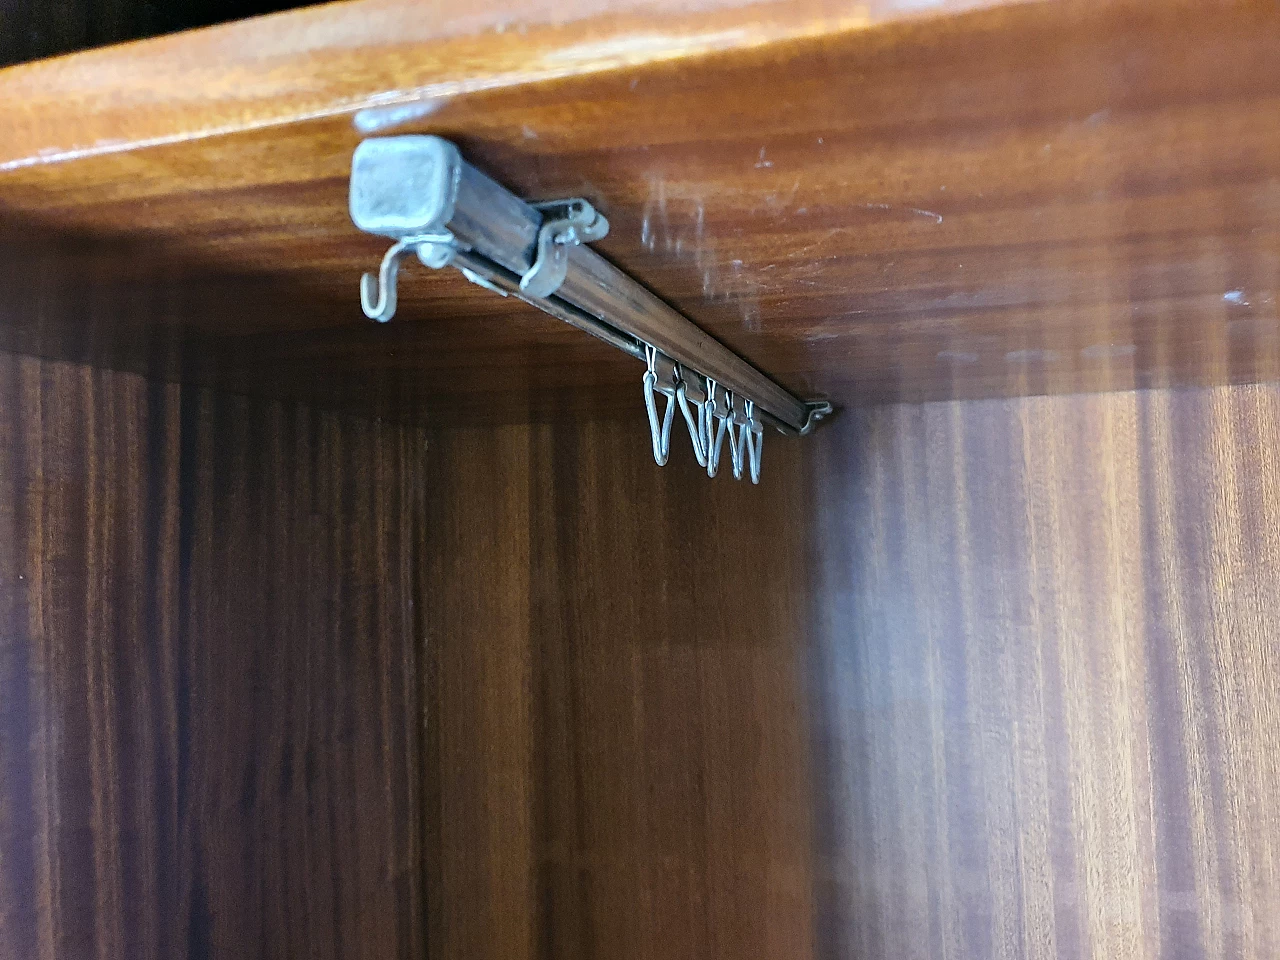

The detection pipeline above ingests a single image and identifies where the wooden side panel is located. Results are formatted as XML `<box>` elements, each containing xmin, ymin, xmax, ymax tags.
<box><xmin>809</xmin><ymin>386</ymin><xmax>1280</xmax><ymax>960</ymax></box>
<box><xmin>0</xmin><ymin>353</ymin><xmax>427</xmax><ymax>960</ymax></box>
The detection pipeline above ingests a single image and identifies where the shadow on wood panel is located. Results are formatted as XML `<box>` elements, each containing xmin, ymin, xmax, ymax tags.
<box><xmin>0</xmin><ymin>219</ymin><xmax>629</xmax><ymax>425</ymax></box>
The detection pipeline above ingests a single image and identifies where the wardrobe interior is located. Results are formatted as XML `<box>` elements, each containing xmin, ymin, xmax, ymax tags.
<box><xmin>1</xmin><ymin>1</ymin><xmax>1278</xmax><ymax>958</ymax></box>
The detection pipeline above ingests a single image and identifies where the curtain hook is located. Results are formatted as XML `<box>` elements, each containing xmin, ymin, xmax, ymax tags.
<box><xmin>643</xmin><ymin>345</ymin><xmax>675</xmax><ymax>466</ymax></box>
<box><xmin>704</xmin><ymin>380</ymin><xmax>728</xmax><ymax>478</ymax></box>
<box><xmin>728</xmin><ymin>393</ymin><xmax>746</xmax><ymax>480</ymax></box>
<box><xmin>361</xmin><ymin>237</ymin><xmax>419</xmax><ymax>322</ymax></box>
<box><xmin>744</xmin><ymin>399</ymin><xmax>763</xmax><ymax>484</ymax></box>
<box><xmin>675</xmin><ymin>365</ymin><xmax>708</xmax><ymax>468</ymax></box>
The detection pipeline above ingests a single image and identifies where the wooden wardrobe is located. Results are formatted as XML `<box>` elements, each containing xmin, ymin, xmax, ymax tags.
<box><xmin>1</xmin><ymin>1</ymin><xmax>1278</xmax><ymax>958</ymax></box>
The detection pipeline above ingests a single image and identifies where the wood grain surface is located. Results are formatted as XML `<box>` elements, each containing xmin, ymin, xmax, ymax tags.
<box><xmin>4</xmin><ymin>346</ymin><xmax>1279</xmax><ymax>960</ymax></box>
<box><xmin>0</xmin><ymin>352</ymin><xmax>428</xmax><ymax>960</ymax></box>
<box><xmin>421</xmin><ymin>416</ymin><xmax>815</xmax><ymax>960</ymax></box>
<box><xmin>811</xmin><ymin>385</ymin><xmax>1280</xmax><ymax>960</ymax></box>
<box><xmin>3</xmin><ymin>0</ymin><xmax>1280</xmax><ymax>418</ymax></box>
<box><xmin>0</xmin><ymin>0</ymin><xmax>999</xmax><ymax>167</ymax></box>
<box><xmin>420</xmin><ymin>380</ymin><xmax>1280</xmax><ymax>960</ymax></box>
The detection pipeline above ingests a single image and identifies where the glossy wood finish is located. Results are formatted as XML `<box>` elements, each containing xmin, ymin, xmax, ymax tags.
<box><xmin>421</xmin><ymin>381</ymin><xmax>1280</xmax><ymax>960</ymax></box>
<box><xmin>0</xmin><ymin>0</ymin><xmax>995</xmax><ymax>167</ymax></box>
<box><xmin>3</xmin><ymin>0</ymin><xmax>1279</xmax><ymax>420</ymax></box>
<box><xmin>4</xmin><ymin>334</ymin><xmax>1276</xmax><ymax>960</ymax></box>
<box><xmin>0</xmin><ymin>353</ymin><xmax>427</xmax><ymax>959</ymax></box>
<box><xmin>819</xmin><ymin>385</ymin><xmax>1280</xmax><ymax>959</ymax></box>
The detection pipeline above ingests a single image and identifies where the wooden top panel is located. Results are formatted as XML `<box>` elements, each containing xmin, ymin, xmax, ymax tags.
<box><xmin>0</xmin><ymin>0</ymin><xmax>998</xmax><ymax>170</ymax></box>
<box><xmin>1</xmin><ymin>0</ymin><xmax>1279</xmax><ymax>421</ymax></box>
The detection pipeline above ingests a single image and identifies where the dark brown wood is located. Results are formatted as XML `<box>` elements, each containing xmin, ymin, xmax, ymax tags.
<box><xmin>422</xmin><ymin>415</ymin><xmax>815</xmax><ymax>960</ymax></box>
<box><xmin>0</xmin><ymin>222</ymin><xmax>653</xmax><ymax>425</ymax></box>
<box><xmin>0</xmin><ymin>351</ymin><xmax>428</xmax><ymax>960</ymax></box>
<box><xmin>8</xmin><ymin>353</ymin><xmax>1280</xmax><ymax>960</ymax></box>
<box><xmin>3</xmin><ymin>4</ymin><xmax>1280</xmax><ymax>955</ymax></box>
<box><xmin>2</xmin><ymin>0</ymin><xmax>1280</xmax><ymax>421</ymax></box>
<box><xmin>420</xmin><ymin>382</ymin><xmax>1280</xmax><ymax>960</ymax></box>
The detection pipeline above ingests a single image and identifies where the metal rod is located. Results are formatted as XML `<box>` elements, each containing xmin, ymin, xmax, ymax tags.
<box><xmin>449</xmin><ymin>249</ymin><xmax>647</xmax><ymax>361</ymax></box>
<box><xmin>349</xmin><ymin>136</ymin><xmax>815</xmax><ymax>433</ymax></box>
<box><xmin>437</xmin><ymin>144</ymin><xmax>808</xmax><ymax>432</ymax></box>
<box><xmin>460</xmin><ymin>246</ymin><xmax>824</xmax><ymax>436</ymax></box>
<box><xmin>558</xmin><ymin>247</ymin><xmax>808</xmax><ymax>430</ymax></box>
<box><xmin>454</xmin><ymin>246</ymin><xmax>818</xmax><ymax>433</ymax></box>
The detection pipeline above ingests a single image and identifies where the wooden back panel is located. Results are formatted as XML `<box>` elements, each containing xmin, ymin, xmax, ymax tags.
<box><xmin>423</xmin><ymin>382</ymin><xmax>1280</xmax><ymax>960</ymax></box>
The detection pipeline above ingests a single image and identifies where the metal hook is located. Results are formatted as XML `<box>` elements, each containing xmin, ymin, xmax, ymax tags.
<box><xmin>643</xmin><ymin>346</ymin><xmax>676</xmax><ymax>466</ymax></box>
<box><xmin>360</xmin><ymin>233</ymin><xmax>456</xmax><ymax>323</ymax></box>
<box><xmin>360</xmin><ymin>237</ymin><xmax>419</xmax><ymax>322</ymax></box>
<box><xmin>675</xmin><ymin>367</ymin><xmax>708</xmax><ymax>468</ymax></box>
<box><xmin>726</xmin><ymin>393</ymin><xmax>752</xmax><ymax>480</ymax></box>
<box><xmin>704</xmin><ymin>380</ymin><xmax>729</xmax><ymax>478</ymax></box>
<box><xmin>731</xmin><ymin>423</ymin><xmax>746</xmax><ymax>480</ymax></box>
<box><xmin>728</xmin><ymin>411</ymin><xmax>745</xmax><ymax>480</ymax></box>
<box><xmin>744</xmin><ymin>400</ymin><xmax>763</xmax><ymax>484</ymax></box>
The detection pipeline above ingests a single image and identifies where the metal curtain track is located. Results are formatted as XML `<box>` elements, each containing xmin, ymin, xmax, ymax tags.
<box><xmin>348</xmin><ymin>136</ymin><xmax>830</xmax><ymax>482</ymax></box>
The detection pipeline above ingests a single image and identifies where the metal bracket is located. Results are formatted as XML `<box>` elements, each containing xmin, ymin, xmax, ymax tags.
<box><xmin>704</xmin><ymin>381</ymin><xmax>731</xmax><ymax>478</ymax></box>
<box><xmin>358</xmin><ymin>196</ymin><xmax>608</xmax><ymax>318</ymax></box>
<box><xmin>520</xmin><ymin>199</ymin><xmax>610</xmax><ymax>298</ymax></box>
<box><xmin>359</xmin><ymin>233</ymin><xmax>454</xmax><ymax>322</ymax></box>
<box><xmin>796</xmin><ymin>400</ymin><xmax>834</xmax><ymax>436</ymax></box>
